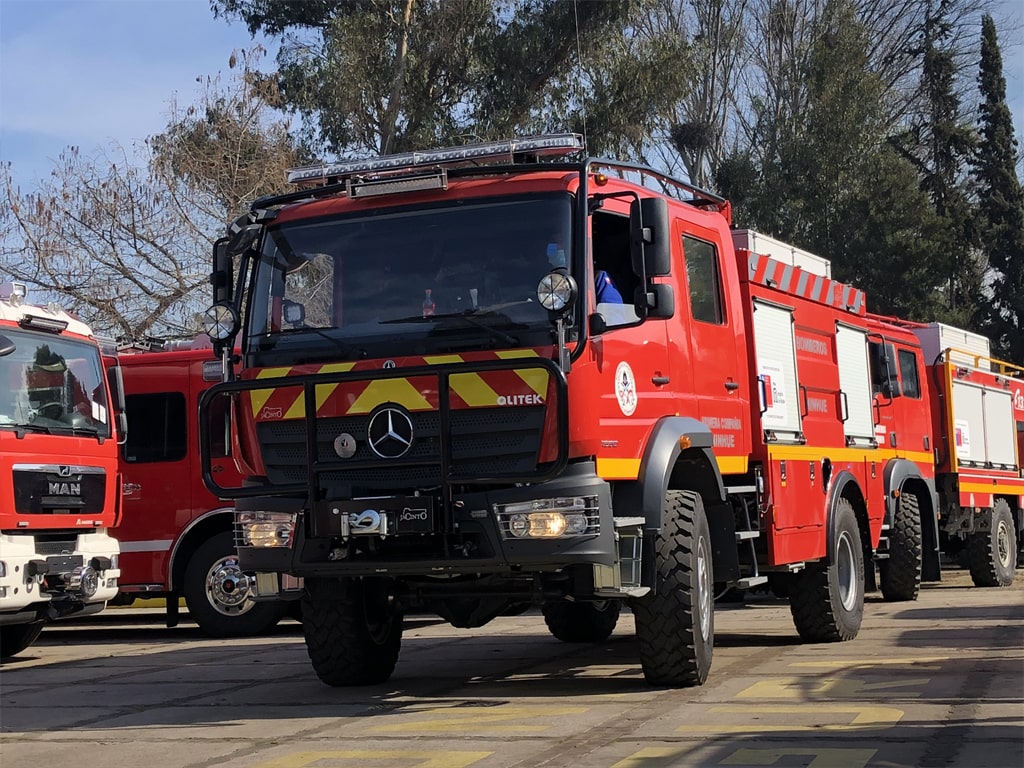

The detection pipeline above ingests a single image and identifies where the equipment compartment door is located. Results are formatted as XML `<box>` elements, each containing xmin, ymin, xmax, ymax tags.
<box><xmin>835</xmin><ymin>323</ymin><xmax>875</xmax><ymax>447</ymax></box>
<box><xmin>751</xmin><ymin>300</ymin><xmax>802</xmax><ymax>441</ymax></box>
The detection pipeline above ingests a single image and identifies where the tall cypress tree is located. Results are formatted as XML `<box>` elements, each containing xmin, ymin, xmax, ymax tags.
<box><xmin>973</xmin><ymin>14</ymin><xmax>1024</xmax><ymax>364</ymax></box>
<box><xmin>916</xmin><ymin>0</ymin><xmax>981</xmax><ymax>329</ymax></box>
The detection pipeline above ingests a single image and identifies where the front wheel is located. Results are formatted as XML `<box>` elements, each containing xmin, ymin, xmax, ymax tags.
<box><xmin>542</xmin><ymin>600</ymin><xmax>621</xmax><ymax>643</ymax></box>
<box><xmin>0</xmin><ymin>621</ymin><xmax>45</xmax><ymax>658</ymax></box>
<box><xmin>302</xmin><ymin>577</ymin><xmax>403</xmax><ymax>687</ymax></box>
<box><xmin>630</xmin><ymin>490</ymin><xmax>714</xmax><ymax>686</ymax></box>
<box><xmin>967</xmin><ymin>500</ymin><xmax>1017</xmax><ymax>587</ymax></box>
<box><xmin>183</xmin><ymin>531</ymin><xmax>287</xmax><ymax>637</ymax></box>
<box><xmin>879</xmin><ymin>491</ymin><xmax>922</xmax><ymax>602</ymax></box>
<box><xmin>789</xmin><ymin>497</ymin><xmax>864</xmax><ymax>642</ymax></box>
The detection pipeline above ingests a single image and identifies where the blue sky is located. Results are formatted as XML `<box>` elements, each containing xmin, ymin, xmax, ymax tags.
<box><xmin>1</xmin><ymin>0</ymin><xmax>1022</xmax><ymax>195</ymax></box>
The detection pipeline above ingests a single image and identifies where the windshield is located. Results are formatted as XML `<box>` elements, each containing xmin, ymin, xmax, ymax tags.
<box><xmin>0</xmin><ymin>329</ymin><xmax>111</xmax><ymax>437</ymax></box>
<box><xmin>246</xmin><ymin>194</ymin><xmax>574</xmax><ymax>363</ymax></box>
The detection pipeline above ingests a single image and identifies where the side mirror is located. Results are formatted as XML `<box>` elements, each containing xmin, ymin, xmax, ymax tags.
<box><xmin>630</xmin><ymin>197</ymin><xmax>671</xmax><ymax>278</ymax></box>
<box><xmin>636</xmin><ymin>284</ymin><xmax>675</xmax><ymax>320</ymax></box>
<box><xmin>211</xmin><ymin>237</ymin><xmax>233</xmax><ymax>305</ymax></box>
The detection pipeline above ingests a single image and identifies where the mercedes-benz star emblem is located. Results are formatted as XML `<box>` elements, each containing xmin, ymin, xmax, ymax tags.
<box><xmin>367</xmin><ymin>406</ymin><xmax>414</xmax><ymax>459</ymax></box>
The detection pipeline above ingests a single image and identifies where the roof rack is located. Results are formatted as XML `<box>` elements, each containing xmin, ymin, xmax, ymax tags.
<box><xmin>286</xmin><ymin>133</ymin><xmax>585</xmax><ymax>188</ymax></box>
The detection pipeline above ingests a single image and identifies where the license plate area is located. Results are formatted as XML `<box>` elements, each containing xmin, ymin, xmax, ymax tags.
<box><xmin>312</xmin><ymin>497</ymin><xmax>436</xmax><ymax>537</ymax></box>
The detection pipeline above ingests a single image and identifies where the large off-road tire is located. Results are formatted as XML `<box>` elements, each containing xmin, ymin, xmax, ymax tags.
<box><xmin>302</xmin><ymin>577</ymin><xmax>402</xmax><ymax>687</ymax></box>
<box><xmin>183</xmin><ymin>531</ymin><xmax>287</xmax><ymax>637</ymax></box>
<box><xmin>789</xmin><ymin>497</ymin><xmax>864</xmax><ymax>642</ymax></box>
<box><xmin>0</xmin><ymin>621</ymin><xmax>45</xmax><ymax>658</ymax></box>
<box><xmin>630</xmin><ymin>490</ymin><xmax>714</xmax><ymax>687</ymax></box>
<box><xmin>542</xmin><ymin>599</ymin><xmax>621</xmax><ymax>643</ymax></box>
<box><xmin>879</xmin><ymin>492</ymin><xmax>922</xmax><ymax>602</ymax></box>
<box><xmin>967</xmin><ymin>499</ymin><xmax>1017</xmax><ymax>587</ymax></box>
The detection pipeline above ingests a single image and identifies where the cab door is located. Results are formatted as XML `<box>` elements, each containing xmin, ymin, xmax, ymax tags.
<box><xmin>677</xmin><ymin>225</ymin><xmax>750</xmax><ymax>471</ymax></box>
<box><xmin>116</xmin><ymin>357</ymin><xmax>193</xmax><ymax>587</ymax></box>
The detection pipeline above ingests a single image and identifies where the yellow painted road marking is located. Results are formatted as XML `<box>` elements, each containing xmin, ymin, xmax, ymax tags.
<box><xmin>252</xmin><ymin>750</ymin><xmax>492</xmax><ymax>768</ymax></box>
<box><xmin>611</xmin><ymin>747</ymin><xmax>690</xmax><ymax>767</ymax></box>
<box><xmin>675</xmin><ymin>704</ymin><xmax>903</xmax><ymax>732</ymax></box>
<box><xmin>738</xmin><ymin>676</ymin><xmax>928</xmax><ymax>699</ymax></box>
<box><xmin>369</xmin><ymin>704</ymin><xmax>588</xmax><ymax>733</ymax></box>
<box><xmin>789</xmin><ymin>657</ymin><xmax>951</xmax><ymax>668</ymax></box>
<box><xmin>721</xmin><ymin>748</ymin><xmax>877</xmax><ymax>768</ymax></box>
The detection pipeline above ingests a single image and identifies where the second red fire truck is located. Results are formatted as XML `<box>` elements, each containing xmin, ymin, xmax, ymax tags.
<box><xmin>112</xmin><ymin>340</ymin><xmax>291</xmax><ymax>636</ymax></box>
<box><xmin>180</xmin><ymin>135</ymin><xmax>1019</xmax><ymax>686</ymax></box>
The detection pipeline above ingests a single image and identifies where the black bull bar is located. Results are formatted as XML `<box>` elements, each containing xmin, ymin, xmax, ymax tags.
<box><xmin>198</xmin><ymin>356</ymin><xmax>570</xmax><ymax>505</ymax></box>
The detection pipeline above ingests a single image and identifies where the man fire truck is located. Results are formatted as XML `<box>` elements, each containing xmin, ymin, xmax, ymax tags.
<box><xmin>196</xmin><ymin>134</ymin><xmax>1019</xmax><ymax>688</ymax></box>
<box><xmin>113</xmin><ymin>341</ymin><xmax>290</xmax><ymax>636</ymax></box>
<box><xmin>0</xmin><ymin>282</ymin><xmax>123</xmax><ymax>657</ymax></box>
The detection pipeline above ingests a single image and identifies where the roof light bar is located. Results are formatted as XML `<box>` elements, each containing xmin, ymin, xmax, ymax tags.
<box><xmin>347</xmin><ymin>170</ymin><xmax>448</xmax><ymax>199</ymax></box>
<box><xmin>19</xmin><ymin>314</ymin><xmax>69</xmax><ymax>334</ymax></box>
<box><xmin>287</xmin><ymin>133</ymin><xmax>584</xmax><ymax>187</ymax></box>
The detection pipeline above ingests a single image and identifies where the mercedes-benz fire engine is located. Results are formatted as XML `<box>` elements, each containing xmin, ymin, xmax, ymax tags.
<box><xmin>113</xmin><ymin>341</ymin><xmax>290</xmax><ymax>636</ymax></box>
<box><xmin>197</xmin><ymin>134</ymin><xmax>1021</xmax><ymax>688</ymax></box>
<box><xmin>0</xmin><ymin>282</ymin><xmax>124</xmax><ymax>657</ymax></box>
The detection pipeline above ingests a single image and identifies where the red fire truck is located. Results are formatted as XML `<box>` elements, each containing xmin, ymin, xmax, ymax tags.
<box><xmin>113</xmin><ymin>341</ymin><xmax>291</xmax><ymax>636</ymax></box>
<box><xmin>886</xmin><ymin>321</ymin><xmax>1023</xmax><ymax>587</ymax></box>
<box><xmin>0</xmin><ymin>282</ymin><xmax>124</xmax><ymax>657</ymax></box>
<box><xmin>195</xmin><ymin>134</ymin><xmax>1020</xmax><ymax>687</ymax></box>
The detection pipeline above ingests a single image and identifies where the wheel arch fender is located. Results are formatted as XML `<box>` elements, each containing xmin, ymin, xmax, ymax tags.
<box><xmin>825</xmin><ymin>471</ymin><xmax>869</xmax><ymax>567</ymax></box>
<box><xmin>613</xmin><ymin>416</ymin><xmax>725</xmax><ymax>531</ymax></box>
<box><xmin>884</xmin><ymin>458</ymin><xmax>940</xmax><ymax>581</ymax></box>
<box><xmin>168</xmin><ymin>507</ymin><xmax>236</xmax><ymax>593</ymax></box>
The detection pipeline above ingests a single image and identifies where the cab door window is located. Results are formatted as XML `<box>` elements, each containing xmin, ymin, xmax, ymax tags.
<box><xmin>682</xmin><ymin>235</ymin><xmax>724</xmax><ymax>324</ymax></box>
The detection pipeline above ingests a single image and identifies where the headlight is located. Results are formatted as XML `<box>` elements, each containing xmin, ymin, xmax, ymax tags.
<box><xmin>495</xmin><ymin>496</ymin><xmax>599</xmax><ymax>539</ymax></box>
<box><xmin>537</xmin><ymin>271</ymin><xmax>577</xmax><ymax>312</ymax></box>
<box><xmin>203</xmin><ymin>302</ymin><xmax>240</xmax><ymax>341</ymax></box>
<box><xmin>236</xmin><ymin>512</ymin><xmax>297</xmax><ymax>548</ymax></box>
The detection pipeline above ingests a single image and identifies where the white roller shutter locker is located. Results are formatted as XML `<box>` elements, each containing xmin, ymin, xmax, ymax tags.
<box><xmin>952</xmin><ymin>381</ymin><xmax>1018</xmax><ymax>467</ymax></box>
<box><xmin>752</xmin><ymin>301</ymin><xmax>802</xmax><ymax>439</ymax></box>
<box><xmin>835</xmin><ymin>323</ymin><xmax>874</xmax><ymax>445</ymax></box>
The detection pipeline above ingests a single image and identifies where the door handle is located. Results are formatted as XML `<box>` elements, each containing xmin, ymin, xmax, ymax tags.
<box><xmin>122</xmin><ymin>482</ymin><xmax>141</xmax><ymax>496</ymax></box>
<box><xmin>652</xmin><ymin>376</ymin><xmax>670</xmax><ymax>386</ymax></box>
<box><xmin>724</xmin><ymin>380</ymin><xmax>739</xmax><ymax>391</ymax></box>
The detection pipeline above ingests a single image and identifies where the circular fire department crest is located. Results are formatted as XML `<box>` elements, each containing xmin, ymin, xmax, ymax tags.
<box><xmin>615</xmin><ymin>361</ymin><xmax>637</xmax><ymax>416</ymax></box>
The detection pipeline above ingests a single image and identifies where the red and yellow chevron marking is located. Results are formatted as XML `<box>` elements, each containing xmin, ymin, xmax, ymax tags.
<box><xmin>243</xmin><ymin>351</ymin><xmax>550</xmax><ymax>421</ymax></box>
<box><xmin>747</xmin><ymin>253</ymin><xmax>866</xmax><ymax>315</ymax></box>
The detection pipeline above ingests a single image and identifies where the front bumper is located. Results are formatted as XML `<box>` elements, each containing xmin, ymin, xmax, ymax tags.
<box><xmin>237</xmin><ymin>464</ymin><xmax>629</xmax><ymax>580</ymax></box>
<box><xmin>0</xmin><ymin>531</ymin><xmax>120</xmax><ymax>623</ymax></box>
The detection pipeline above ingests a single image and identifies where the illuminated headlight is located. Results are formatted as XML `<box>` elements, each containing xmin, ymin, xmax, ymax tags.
<box><xmin>495</xmin><ymin>496</ymin><xmax>599</xmax><ymax>539</ymax></box>
<box><xmin>203</xmin><ymin>302</ymin><xmax>240</xmax><ymax>341</ymax></box>
<box><xmin>237</xmin><ymin>511</ymin><xmax>297</xmax><ymax>548</ymax></box>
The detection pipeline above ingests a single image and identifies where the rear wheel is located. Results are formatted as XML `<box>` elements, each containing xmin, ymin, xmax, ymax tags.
<box><xmin>967</xmin><ymin>500</ymin><xmax>1017</xmax><ymax>587</ymax></box>
<box><xmin>789</xmin><ymin>498</ymin><xmax>864</xmax><ymax>642</ymax></box>
<box><xmin>302</xmin><ymin>577</ymin><xmax>402</xmax><ymax>687</ymax></box>
<box><xmin>542</xmin><ymin>600</ymin><xmax>620</xmax><ymax>643</ymax></box>
<box><xmin>0</xmin><ymin>621</ymin><xmax>45</xmax><ymax>658</ymax></box>
<box><xmin>183</xmin><ymin>531</ymin><xmax>287</xmax><ymax>637</ymax></box>
<box><xmin>630</xmin><ymin>490</ymin><xmax>714</xmax><ymax>686</ymax></box>
<box><xmin>879</xmin><ymin>492</ymin><xmax>922</xmax><ymax>601</ymax></box>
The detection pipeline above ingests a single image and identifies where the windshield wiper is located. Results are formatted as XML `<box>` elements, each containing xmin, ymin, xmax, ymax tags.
<box><xmin>383</xmin><ymin>310</ymin><xmax>520</xmax><ymax>346</ymax></box>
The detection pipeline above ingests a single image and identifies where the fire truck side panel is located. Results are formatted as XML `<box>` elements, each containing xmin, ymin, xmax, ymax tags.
<box><xmin>116</xmin><ymin>349</ymin><xmax>245</xmax><ymax>594</ymax></box>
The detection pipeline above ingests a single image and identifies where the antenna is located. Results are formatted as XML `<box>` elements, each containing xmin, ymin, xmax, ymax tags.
<box><xmin>572</xmin><ymin>0</ymin><xmax>588</xmax><ymax>153</ymax></box>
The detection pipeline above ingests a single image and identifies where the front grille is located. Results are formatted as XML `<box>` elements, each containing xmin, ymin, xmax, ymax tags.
<box><xmin>258</xmin><ymin>405</ymin><xmax>545</xmax><ymax>492</ymax></box>
<box><xmin>13</xmin><ymin>466</ymin><xmax>106</xmax><ymax>514</ymax></box>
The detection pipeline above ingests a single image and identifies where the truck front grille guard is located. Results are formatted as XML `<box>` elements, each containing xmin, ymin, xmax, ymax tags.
<box><xmin>199</xmin><ymin>356</ymin><xmax>570</xmax><ymax>514</ymax></box>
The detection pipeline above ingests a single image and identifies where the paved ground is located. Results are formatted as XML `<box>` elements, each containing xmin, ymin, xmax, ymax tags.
<box><xmin>1</xmin><ymin>568</ymin><xmax>1022</xmax><ymax>768</ymax></box>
